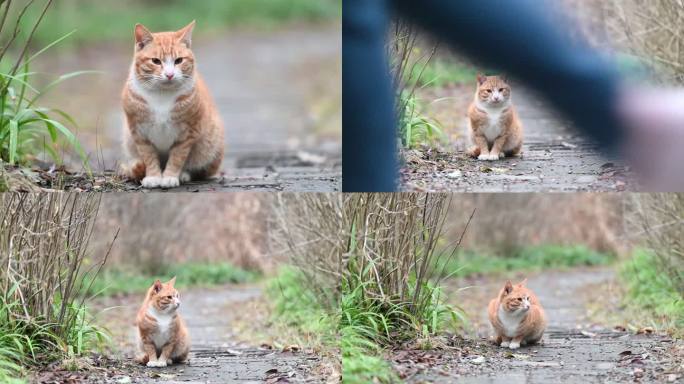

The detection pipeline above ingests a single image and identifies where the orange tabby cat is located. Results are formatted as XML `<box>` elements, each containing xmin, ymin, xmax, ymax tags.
<box><xmin>120</xmin><ymin>21</ymin><xmax>224</xmax><ymax>189</ymax></box>
<box><xmin>467</xmin><ymin>74</ymin><xmax>523</xmax><ymax>161</ymax></box>
<box><xmin>487</xmin><ymin>279</ymin><xmax>546</xmax><ymax>349</ymax></box>
<box><xmin>136</xmin><ymin>277</ymin><xmax>190</xmax><ymax>367</ymax></box>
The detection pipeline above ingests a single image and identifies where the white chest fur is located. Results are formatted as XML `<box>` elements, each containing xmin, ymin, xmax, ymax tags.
<box><xmin>476</xmin><ymin>101</ymin><xmax>509</xmax><ymax>143</ymax></box>
<box><xmin>148</xmin><ymin>307</ymin><xmax>174</xmax><ymax>348</ymax></box>
<box><xmin>130</xmin><ymin>79</ymin><xmax>184</xmax><ymax>154</ymax></box>
<box><xmin>498</xmin><ymin>306</ymin><xmax>524</xmax><ymax>338</ymax></box>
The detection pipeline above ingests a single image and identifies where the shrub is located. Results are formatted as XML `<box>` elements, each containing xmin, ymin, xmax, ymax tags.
<box><xmin>0</xmin><ymin>194</ymin><xmax>113</xmax><ymax>380</ymax></box>
<box><xmin>630</xmin><ymin>194</ymin><xmax>684</xmax><ymax>295</ymax></box>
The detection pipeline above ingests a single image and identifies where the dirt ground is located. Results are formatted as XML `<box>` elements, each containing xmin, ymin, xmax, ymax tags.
<box><xmin>32</xmin><ymin>284</ymin><xmax>334</xmax><ymax>383</ymax></box>
<box><xmin>28</xmin><ymin>24</ymin><xmax>341</xmax><ymax>192</ymax></box>
<box><xmin>401</xmin><ymin>85</ymin><xmax>636</xmax><ymax>192</ymax></box>
<box><xmin>389</xmin><ymin>268</ymin><xmax>682</xmax><ymax>383</ymax></box>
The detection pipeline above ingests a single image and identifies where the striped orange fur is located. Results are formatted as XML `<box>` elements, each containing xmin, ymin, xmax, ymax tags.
<box><xmin>135</xmin><ymin>277</ymin><xmax>190</xmax><ymax>367</ymax></box>
<box><xmin>467</xmin><ymin>74</ymin><xmax>523</xmax><ymax>161</ymax></box>
<box><xmin>120</xmin><ymin>21</ymin><xmax>224</xmax><ymax>189</ymax></box>
<box><xmin>487</xmin><ymin>279</ymin><xmax>546</xmax><ymax>349</ymax></box>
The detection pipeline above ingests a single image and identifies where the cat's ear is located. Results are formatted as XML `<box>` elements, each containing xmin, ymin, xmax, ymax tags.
<box><xmin>477</xmin><ymin>73</ymin><xmax>487</xmax><ymax>85</ymax></box>
<box><xmin>503</xmin><ymin>281</ymin><xmax>513</xmax><ymax>295</ymax></box>
<box><xmin>153</xmin><ymin>279</ymin><xmax>163</xmax><ymax>293</ymax></box>
<box><xmin>167</xmin><ymin>276</ymin><xmax>177</xmax><ymax>287</ymax></box>
<box><xmin>518</xmin><ymin>278</ymin><xmax>528</xmax><ymax>286</ymax></box>
<box><xmin>135</xmin><ymin>24</ymin><xmax>153</xmax><ymax>50</ymax></box>
<box><xmin>499</xmin><ymin>74</ymin><xmax>509</xmax><ymax>83</ymax></box>
<box><xmin>176</xmin><ymin>20</ymin><xmax>196</xmax><ymax>48</ymax></box>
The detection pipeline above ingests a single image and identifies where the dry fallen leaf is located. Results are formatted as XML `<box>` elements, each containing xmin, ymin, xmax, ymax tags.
<box><xmin>282</xmin><ymin>344</ymin><xmax>301</xmax><ymax>353</ymax></box>
<box><xmin>636</xmin><ymin>327</ymin><xmax>654</xmax><ymax>335</ymax></box>
<box><xmin>580</xmin><ymin>330</ymin><xmax>597</xmax><ymax>338</ymax></box>
<box><xmin>148</xmin><ymin>372</ymin><xmax>176</xmax><ymax>379</ymax></box>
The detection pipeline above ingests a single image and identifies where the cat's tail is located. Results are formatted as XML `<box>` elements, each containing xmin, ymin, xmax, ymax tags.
<box><xmin>118</xmin><ymin>160</ymin><xmax>146</xmax><ymax>182</ymax></box>
<box><xmin>467</xmin><ymin>146</ymin><xmax>481</xmax><ymax>158</ymax></box>
<box><xmin>135</xmin><ymin>352</ymin><xmax>150</xmax><ymax>365</ymax></box>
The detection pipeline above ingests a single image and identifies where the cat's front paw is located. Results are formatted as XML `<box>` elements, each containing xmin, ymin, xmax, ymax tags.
<box><xmin>500</xmin><ymin>341</ymin><xmax>510</xmax><ymax>348</ymax></box>
<box><xmin>478</xmin><ymin>154</ymin><xmax>490</xmax><ymax>161</ymax></box>
<box><xmin>159</xmin><ymin>176</ymin><xmax>180</xmax><ymax>189</ymax></box>
<box><xmin>146</xmin><ymin>360</ymin><xmax>167</xmax><ymax>368</ymax></box>
<box><xmin>141</xmin><ymin>176</ymin><xmax>163</xmax><ymax>189</ymax></box>
<box><xmin>509</xmin><ymin>341</ymin><xmax>521</xmax><ymax>350</ymax></box>
<box><xmin>166</xmin><ymin>359</ymin><xmax>173</xmax><ymax>366</ymax></box>
<box><xmin>485</xmin><ymin>154</ymin><xmax>500</xmax><ymax>161</ymax></box>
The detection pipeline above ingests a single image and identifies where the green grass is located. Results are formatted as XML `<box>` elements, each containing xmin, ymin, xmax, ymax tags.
<box><xmin>340</xmin><ymin>283</ymin><xmax>397</xmax><ymax>384</ymax></box>
<box><xmin>0</xmin><ymin>63</ymin><xmax>91</xmax><ymax>168</ymax></box>
<box><xmin>409</xmin><ymin>58</ymin><xmax>480</xmax><ymax>88</ymax></box>
<box><xmin>620</xmin><ymin>250</ymin><xmax>684</xmax><ymax>335</ymax></box>
<box><xmin>434</xmin><ymin>245</ymin><xmax>614</xmax><ymax>279</ymax></box>
<box><xmin>267</xmin><ymin>267</ymin><xmax>338</xmax><ymax>347</ymax></box>
<box><xmin>341</xmin><ymin>327</ymin><xmax>396</xmax><ymax>384</ymax></box>
<box><xmin>339</xmin><ymin>274</ymin><xmax>465</xmax><ymax>383</ymax></box>
<box><xmin>0</xmin><ymin>286</ymin><xmax>107</xmax><ymax>383</ymax></box>
<box><xmin>14</xmin><ymin>0</ymin><xmax>341</xmax><ymax>47</ymax></box>
<box><xmin>88</xmin><ymin>262</ymin><xmax>259</xmax><ymax>297</ymax></box>
<box><xmin>266</xmin><ymin>267</ymin><xmax>398</xmax><ymax>384</ymax></box>
<box><xmin>399</xmin><ymin>92</ymin><xmax>447</xmax><ymax>149</ymax></box>
<box><xmin>397</xmin><ymin>57</ymin><xmax>479</xmax><ymax>149</ymax></box>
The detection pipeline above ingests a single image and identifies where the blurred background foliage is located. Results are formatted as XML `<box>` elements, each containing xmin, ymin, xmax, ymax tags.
<box><xmin>11</xmin><ymin>0</ymin><xmax>341</xmax><ymax>47</ymax></box>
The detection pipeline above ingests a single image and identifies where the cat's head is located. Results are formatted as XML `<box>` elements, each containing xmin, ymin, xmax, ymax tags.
<box><xmin>149</xmin><ymin>277</ymin><xmax>181</xmax><ymax>314</ymax></box>
<box><xmin>476</xmin><ymin>74</ymin><xmax>511</xmax><ymax>107</ymax></box>
<box><xmin>132</xmin><ymin>21</ymin><xmax>196</xmax><ymax>91</ymax></box>
<box><xmin>499</xmin><ymin>279</ymin><xmax>531</xmax><ymax>314</ymax></box>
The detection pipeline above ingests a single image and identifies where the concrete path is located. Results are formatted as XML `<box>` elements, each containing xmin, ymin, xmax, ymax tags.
<box><xmin>401</xmin><ymin>85</ymin><xmax>636</xmax><ymax>192</ymax></box>
<box><xmin>392</xmin><ymin>268</ymin><xmax>680</xmax><ymax>383</ymax></box>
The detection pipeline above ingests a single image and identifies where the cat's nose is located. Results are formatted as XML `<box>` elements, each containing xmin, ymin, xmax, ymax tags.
<box><xmin>165</xmin><ymin>72</ymin><xmax>174</xmax><ymax>80</ymax></box>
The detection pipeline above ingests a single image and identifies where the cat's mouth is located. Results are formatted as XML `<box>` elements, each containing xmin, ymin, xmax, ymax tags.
<box><xmin>511</xmin><ymin>306</ymin><xmax>529</xmax><ymax>313</ymax></box>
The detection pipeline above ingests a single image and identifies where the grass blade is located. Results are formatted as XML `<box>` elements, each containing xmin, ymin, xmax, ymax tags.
<box><xmin>8</xmin><ymin>119</ymin><xmax>17</xmax><ymax>164</ymax></box>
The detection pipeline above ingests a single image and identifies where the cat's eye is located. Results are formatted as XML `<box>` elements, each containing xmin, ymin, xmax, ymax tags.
<box><xmin>499</xmin><ymin>88</ymin><xmax>505</xmax><ymax>92</ymax></box>
<box><xmin>166</xmin><ymin>295</ymin><xmax>172</xmax><ymax>299</ymax></box>
<box><xmin>175</xmin><ymin>58</ymin><xmax>183</xmax><ymax>65</ymax></box>
<box><xmin>485</xmin><ymin>89</ymin><xmax>492</xmax><ymax>93</ymax></box>
<box><xmin>151</xmin><ymin>58</ymin><xmax>162</xmax><ymax>65</ymax></box>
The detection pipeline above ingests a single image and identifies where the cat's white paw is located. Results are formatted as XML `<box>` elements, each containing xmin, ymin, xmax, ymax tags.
<box><xmin>500</xmin><ymin>341</ymin><xmax>510</xmax><ymax>348</ymax></box>
<box><xmin>486</xmin><ymin>154</ymin><xmax>499</xmax><ymax>161</ymax></box>
<box><xmin>498</xmin><ymin>152</ymin><xmax>505</xmax><ymax>159</ymax></box>
<box><xmin>509</xmin><ymin>341</ymin><xmax>521</xmax><ymax>350</ymax></box>
<box><xmin>478</xmin><ymin>154</ymin><xmax>490</xmax><ymax>161</ymax></box>
<box><xmin>159</xmin><ymin>176</ymin><xmax>180</xmax><ymax>189</ymax></box>
<box><xmin>180</xmin><ymin>171</ymin><xmax>192</xmax><ymax>183</ymax></box>
<box><xmin>146</xmin><ymin>360</ymin><xmax>167</xmax><ymax>368</ymax></box>
<box><xmin>166</xmin><ymin>359</ymin><xmax>173</xmax><ymax>366</ymax></box>
<box><xmin>141</xmin><ymin>176</ymin><xmax>163</xmax><ymax>189</ymax></box>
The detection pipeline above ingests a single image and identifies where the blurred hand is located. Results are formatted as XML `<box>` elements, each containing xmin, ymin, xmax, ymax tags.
<box><xmin>619</xmin><ymin>87</ymin><xmax>684</xmax><ymax>191</ymax></box>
